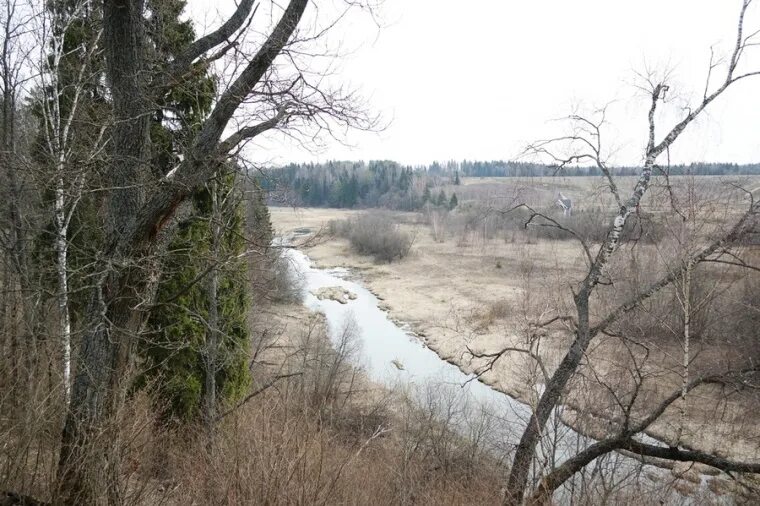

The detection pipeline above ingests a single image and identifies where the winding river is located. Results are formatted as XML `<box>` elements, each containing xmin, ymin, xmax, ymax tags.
<box><xmin>283</xmin><ymin>244</ymin><xmax>722</xmax><ymax>504</ymax></box>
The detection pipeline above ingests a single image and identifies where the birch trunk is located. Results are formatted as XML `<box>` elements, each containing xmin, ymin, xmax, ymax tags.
<box><xmin>679</xmin><ymin>260</ymin><xmax>691</xmax><ymax>441</ymax></box>
<box><xmin>54</xmin><ymin>177</ymin><xmax>72</xmax><ymax>405</ymax></box>
<box><xmin>40</xmin><ymin>3</ymin><xmax>101</xmax><ymax>407</ymax></box>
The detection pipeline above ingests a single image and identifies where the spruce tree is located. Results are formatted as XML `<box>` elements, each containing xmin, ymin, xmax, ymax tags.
<box><xmin>422</xmin><ymin>184</ymin><xmax>431</xmax><ymax>204</ymax></box>
<box><xmin>144</xmin><ymin>172</ymin><xmax>250</xmax><ymax>421</ymax></box>
<box><xmin>437</xmin><ymin>189</ymin><xmax>447</xmax><ymax>207</ymax></box>
<box><xmin>449</xmin><ymin>192</ymin><xmax>458</xmax><ymax>210</ymax></box>
<box><xmin>138</xmin><ymin>0</ymin><xmax>250</xmax><ymax>422</ymax></box>
<box><xmin>247</xmin><ymin>178</ymin><xmax>274</xmax><ymax>247</ymax></box>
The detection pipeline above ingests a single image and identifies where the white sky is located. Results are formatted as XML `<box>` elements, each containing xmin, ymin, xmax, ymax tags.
<box><xmin>189</xmin><ymin>0</ymin><xmax>760</xmax><ymax>166</ymax></box>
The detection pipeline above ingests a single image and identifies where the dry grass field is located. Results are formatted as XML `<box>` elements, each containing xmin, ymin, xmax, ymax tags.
<box><xmin>270</xmin><ymin>175</ymin><xmax>760</xmax><ymax>465</ymax></box>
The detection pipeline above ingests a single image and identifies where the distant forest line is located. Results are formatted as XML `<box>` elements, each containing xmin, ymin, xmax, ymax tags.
<box><xmin>263</xmin><ymin>160</ymin><xmax>760</xmax><ymax>210</ymax></box>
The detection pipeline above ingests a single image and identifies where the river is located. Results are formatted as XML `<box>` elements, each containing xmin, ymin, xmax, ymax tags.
<box><xmin>282</xmin><ymin>244</ymin><xmax>724</xmax><ymax>504</ymax></box>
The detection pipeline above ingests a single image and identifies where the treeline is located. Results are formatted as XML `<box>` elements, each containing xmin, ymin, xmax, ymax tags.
<box><xmin>263</xmin><ymin>160</ymin><xmax>450</xmax><ymax>210</ymax></box>
<box><xmin>267</xmin><ymin>160</ymin><xmax>760</xmax><ymax>210</ymax></box>
<box><xmin>441</xmin><ymin>160</ymin><xmax>760</xmax><ymax>177</ymax></box>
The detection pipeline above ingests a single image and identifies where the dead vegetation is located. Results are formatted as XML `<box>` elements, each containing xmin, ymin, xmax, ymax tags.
<box><xmin>0</xmin><ymin>304</ymin><xmax>512</xmax><ymax>505</ymax></box>
<box><xmin>329</xmin><ymin>213</ymin><xmax>415</xmax><ymax>263</ymax></box>
<box><xmin>469</xmin><ymin>299</ymin><xmax>513</xmax><ymax>333</ymax></box>
<box><xmin>271</xmin><ymin>175</ymin><xmax>760</xmax><ymax>502</ymax></box>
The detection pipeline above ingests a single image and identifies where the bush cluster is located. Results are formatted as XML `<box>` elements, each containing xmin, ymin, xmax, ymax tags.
<box><xmin>330</xmin><ymin>213</ymin><xmax>413</xmax><ymax>263</ymax></box>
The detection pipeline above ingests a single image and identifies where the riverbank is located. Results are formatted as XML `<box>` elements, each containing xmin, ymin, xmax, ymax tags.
<box><xmin>271</xmin><ymin>207</ymin><xmax>760</xmax><ymax>481</ymax></box>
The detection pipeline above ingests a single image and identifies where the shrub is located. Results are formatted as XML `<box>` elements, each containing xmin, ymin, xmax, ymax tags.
<box><xmin>330</xmin><ymin>213</ymin><xmax>413</xmax><ymax>263</ymax></box>
<box><xmin>470</xmin><ymin>299</ymin><xmax>512</xmax><ymax>332</ymax></box>
<box><xmin>327</xmin><ymin>217</ymin><xmax>352</xmax><ymax>237</ymax></box>
<box><xmin>268</xmin><ymin>252</ymin><xmax>305</xmax><ymax>304</ymax></box>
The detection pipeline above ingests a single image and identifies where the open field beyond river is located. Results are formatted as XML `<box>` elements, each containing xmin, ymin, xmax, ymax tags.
<box><xmin>271</xmin><ymin>204</ymin><xmax>760</xmax><ymax>472</ymax></box>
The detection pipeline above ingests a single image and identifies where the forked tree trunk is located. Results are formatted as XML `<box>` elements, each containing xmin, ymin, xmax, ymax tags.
<box><xmin>56</xmin><ymin>0</ymin><xmax>309</xmax><ymax>501</ymax></box>
<box><xmin>504</xmin><ymin>153</ymin><xmax>658</xmax><ymax>504</ymax></box>
<box><xmin>505</xmin><ymin>160</ymin><xmax>672</xmax><ymax>502</ymax></box>
<box><xmin>504</xmin><ymin>27</ymin><xmax>755</xmax><ymax>492</ymax></box>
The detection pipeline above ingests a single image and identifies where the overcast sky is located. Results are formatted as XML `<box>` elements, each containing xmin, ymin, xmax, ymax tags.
<box><xmin>189</xmin><ymin>0</ymin><xmax>760</xmax><ymax>166</ymax></box>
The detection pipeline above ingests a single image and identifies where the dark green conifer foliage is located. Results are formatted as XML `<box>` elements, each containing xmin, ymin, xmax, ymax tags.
<box><xmin>145</xmin><ymin>0</ymin><xmax>215</xmax><ymax>177</ymax></box>
<box><xmin>248</xmin><ymin>179</ymin><xmax>274</xmax><ymax>247</ymax></box>
<box><xmin>449</xmin><ymin>192</ymin><xmax>458</xmax><ymax>210</ymax></box>
<box><xmin>436</xmin><ymin>189</ymin><xmax>447</xmax><ymax>207</ymax></box>
<box><xmin>145</xmin><ymin>174</ymin><xmax>250</xmax><ymax>421</ymax></box>
<box><xmin>137</xmin><ymin>0</ymin><xmax>250</xmax><ymax>421</ymax></box>
<box><xmin>422</xmin><ymin>184</ymin><xmax>431</xmax><ymax>204</ymax></box>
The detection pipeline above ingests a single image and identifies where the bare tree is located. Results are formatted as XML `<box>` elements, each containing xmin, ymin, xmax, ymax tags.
<box><xmin>33</xmin><ymin>0</ymin><xmax>105</xmax><ymax>405</ymax></box>
<box><xmin>494</xmin><ymin>2</ymin><xmax>760</xmax><ymax>503</ymax></box>
<box><xmin>0</xmin><ymin>0</ymin><xmax>38</xmax><ymax>400</ymax></box>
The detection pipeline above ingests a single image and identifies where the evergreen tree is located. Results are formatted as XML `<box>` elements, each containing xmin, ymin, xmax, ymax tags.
<box><xmin>144</xmin><ymin>173</ymin><xmax>250</xmax><ymax>421</ymax></box>
<box><xmin>247</xmin><ymin>179</ymin><xmax>274</xmax><ymax>247</ymax></box>
<box><xmin>449</xmin><ymin>192</ymin><xmax>458</xmax><ymax>210</ymax></box>
<box><xmin>422</xmin><ymin>184</ymin><xmax>431</xmax><ymax>204</ymax></box>
<box><xmin>454</xmin><ymin>171</ymin><xmax>461</xmax><ymax>185</ymax></box>
<box><xmin>436</xmin><ymin>189</ymin><xmax>447</xmax><ymax>207</ymax></box>
<box><xmin>145</xmin><ymin>0</ymin><xmax>215</xmax><ymax>177</ymax></box>
<box><xmin>138</xmin><ymin>0</ymin><xmax>250</xmax><ymax>422</ymax></box>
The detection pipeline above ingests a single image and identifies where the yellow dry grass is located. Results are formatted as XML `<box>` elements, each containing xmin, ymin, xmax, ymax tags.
<box><xmin>271</xmin><ymin>205</ymin><xmax>760</xmax><ymax>464</ymax></box>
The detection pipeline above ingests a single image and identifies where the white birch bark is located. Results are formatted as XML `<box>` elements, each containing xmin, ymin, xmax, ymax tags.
<box><xmin>36</xmin><ymin>3</ymin><xmax>102</xmax><ymax>405</ymax></box>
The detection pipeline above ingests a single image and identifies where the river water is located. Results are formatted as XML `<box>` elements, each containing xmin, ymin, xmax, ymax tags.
<box><xmin>282</xmin><ymin>245</ymin><xmax>722</xmax><ymax>504</ymax></box>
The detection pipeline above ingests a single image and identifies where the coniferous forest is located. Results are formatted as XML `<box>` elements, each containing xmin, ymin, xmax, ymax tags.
<box><xmin>267</xmin><ymin>160</ymin><xmax>760</xmax><ymax>209</ymax></box>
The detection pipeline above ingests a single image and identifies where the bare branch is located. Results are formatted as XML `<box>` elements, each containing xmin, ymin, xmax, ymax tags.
<box><xmin>160</xmin><ymin>0</ymin><xmax>258</xmax><ymax>88</ymax></box>
<box><xmin>215</xmin><ymin>372</ymin><xmax>303</xmax><ymax>421</ymax></box>
<box><xmin>217</xmin><ymin>100</ymin><xmax>293</xmax><ymax>153</ymax></box>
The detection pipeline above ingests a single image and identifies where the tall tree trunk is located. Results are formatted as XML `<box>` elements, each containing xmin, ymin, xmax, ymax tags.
<box><xmin>54</xmin><ymin>176</ymin><xmax>72</xmax><ymax>405</ymax></box>
<box><xmin>56</xmin><ymin>0</ymin><xmax>308</xmax><ymax>501</ymax></box>
<box><xmin>46</xmin><ymin>18</ymin><xmax>97</xmax><ymax>407</ymax></box>
<box><xmin>57</xmin><ymin>0</ymin><xmax>149</xmax><ymax>502</ymax></box>
<box><xmin>504</xmin><ymin>151</ymin><xmax>658</xmax><ymax>504</ymax></box>
<box><xmin>204</xmin><ymin>177</ymin><xmax>221</xmax><ymax>443</ymax></box>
